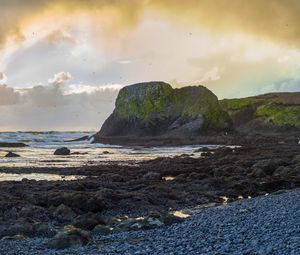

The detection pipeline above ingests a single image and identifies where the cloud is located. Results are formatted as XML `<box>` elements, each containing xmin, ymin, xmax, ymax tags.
<box><xmin>0</xmin><ymin>0</ymin><xmax>300</xmax><ymax>131</ymax></box>
<box><xmin>64</xmin><ymin>84</ymin><xmax>123</xmax><ymax>95</ymax></box>
<box><xmin>0</xmin><ymin>85</ymin><xmax>20</xmax><ymax>105</ymax></box>
<box><xmin>48</xmin><ymin>72</ymin><xmax>72</xmax><ymax>86</ymax></box>
<box><xmin>47</xmin><ymin>30</ymin><xmax>74</xmax><ymax>45</ymax></box>
<box><xmin>0</xmin><ymin>72</ymin><xmax>7</xmax><ymax>84</ymax></box>
<box><xmin>24</xmin><ymin>84</ymin><xmax>65</xmax><ymax>107</ymax></box>
<box><xmin>1</xmin><ymin>0</ymin><xmax>300</xmax><ymax>50</ymax></box>
<box><xmin>0</xmin><ymin>82</ymin><xmax>120</xmax><ymax>131</ymax></box>
<box><xmin>260</xmin><ymin>77</ymin><xmax>300</xmax><ymax>94</ymax></box>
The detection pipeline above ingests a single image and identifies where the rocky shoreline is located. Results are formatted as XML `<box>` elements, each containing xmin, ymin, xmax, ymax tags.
<box><xmin>94</xmin><ymin>132</ymin><xmax>300</xmax><ymax>146</ymax></box>
<box><xmin>1</xmin><ymin>186</ymin><xmax>300</xmax><ymax>254</ymax></box>
<box><xmin>0</xmin><ymin>139</ymin><xmax>299</xmax><ymax>250</ymax></box>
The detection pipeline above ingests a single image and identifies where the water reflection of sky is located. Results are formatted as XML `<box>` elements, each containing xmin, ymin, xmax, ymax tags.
<box><xmin>0</xmin><ymin>144</ymin><xmax>219</xmax><ymax>168</ymax></box>
<box><xmin>0</xmin><ymin>132</ymin><xmax>223</xmax><ymax>181</ymax></box>
<box><xmin>0</xmin><ymin>173</ymin><xmax>85</xmax><ymax>182</ymax></box>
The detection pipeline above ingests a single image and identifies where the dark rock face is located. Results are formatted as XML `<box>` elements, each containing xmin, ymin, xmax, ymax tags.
<box><xmin>95</xmin><ymin>82</ymin><xmax>230</xmax><ymax>140</ymax></box>
<box><xmin>54</xmin><ymin>147</ymin><xmax>71</xmax><ymax>156</ymax></box>
<box><xmin>5</xmin><ymin>152</ymin><xmax>21</xmax><ymax>157</ymax></box>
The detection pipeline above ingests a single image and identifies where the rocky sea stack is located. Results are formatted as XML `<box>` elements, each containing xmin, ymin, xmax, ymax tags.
<box><xmin>96</xmin><ymin>82</ymin><xmax>230</xmax><ymax>139</ymax></box>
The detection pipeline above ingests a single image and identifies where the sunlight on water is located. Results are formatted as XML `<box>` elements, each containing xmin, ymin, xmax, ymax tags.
<box><xmin>0</xmin><ymin>173</ymin><xmax>85</xmax><ymax>182</ymax></box>
<box><xmin>0</xmin><ymin>132</ymin><xmax>222</xmax><ymax>168</ymax></box>
<box><xmin>162</xmin><ymin>176</ymin><xmax>175</xmax><ymax>181</ymax></box>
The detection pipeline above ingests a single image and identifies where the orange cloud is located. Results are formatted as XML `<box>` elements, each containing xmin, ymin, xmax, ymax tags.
<box><xmin>0</xmin><ymin>0</ymin><xmax>300</xmax><ymax>49</ymax></box>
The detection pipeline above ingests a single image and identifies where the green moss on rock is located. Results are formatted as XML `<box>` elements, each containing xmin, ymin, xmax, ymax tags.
<box><xmin>220</xmin><ymin>98</ymin><xmax>258</xmax><ymax>118</ymax></box>
<box><xmin>220</xmin><ymin>93</ymin><xmax>300</xmax><ymax>130</ymax></box>
<box><xmin>256</xmin><ymin>104</ymin><xmax>300</xmax><ymax>128</ymax></box>
<box><xmin>115</xmin><ymin>82</ymin><xmax>174</xmax><ymax>121</ymax></box>
<box><xmin>173</xmin><ymin>86</ymin><xmax>229</xmax><ymax>128</ymax></box>
<box><xmin>115</xmin><ymin>82</ymin><xmax>228</xmax><ymax>129</ymax></box>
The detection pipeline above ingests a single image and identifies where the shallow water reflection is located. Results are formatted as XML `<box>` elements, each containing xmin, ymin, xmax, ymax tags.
<box><xmin>0</xmin><ymin>144</ymin><xmax>221</xmax><ymax>168</ymax></box>
<box><xmin>0</xmin><ymin>173</ymin><xmax>86</xmax><ymax>182</ymax></box>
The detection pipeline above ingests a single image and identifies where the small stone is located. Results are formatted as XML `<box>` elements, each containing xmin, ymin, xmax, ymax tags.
<box><xmin>5</xmin><ymin>152</ymin><xmax>20</xmax><ymax>157</ymax></box>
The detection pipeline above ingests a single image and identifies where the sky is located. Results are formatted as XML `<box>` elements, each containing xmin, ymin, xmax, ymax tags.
<box><xmin>0</xmin><ymin>0</ymin><xmax>300</xmax><ymax>131</ymax></box>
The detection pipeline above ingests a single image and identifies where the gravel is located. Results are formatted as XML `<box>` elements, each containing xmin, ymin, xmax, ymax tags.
<box><xmin>1</xmin><ymin>189</ymin><xmax>300</xmax><ymax>255</ymax></box>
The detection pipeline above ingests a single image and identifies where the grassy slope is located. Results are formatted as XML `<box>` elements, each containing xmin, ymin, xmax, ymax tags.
<box><xmin>220</xmin><ymin>93</ymin><xmax>300</xmax><ymax>128</ymax></box>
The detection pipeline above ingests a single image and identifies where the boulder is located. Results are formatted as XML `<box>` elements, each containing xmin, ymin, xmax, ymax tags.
<box><xmin>54</xmin><ymin>147</ymin><xmax>71</xmax><ymax>156</ymax></box>
<box><xmin>33</xmin><ymin>222</ymin><xmax>57</xmax><ymax>237</ymax></box>
<box><xmin>19</xmin><ymin>205</ymin><xmax>47</xmax><ymax>220</ymax></box>
<box><xmin>73</xmin><ymin>213</ymin><xmax>105</xmax><ymax>230</ymax></box>
<box><xmin>5</xmin><ymin>152</ymin><xmax>20</xmax><ymax>157</ymax></box>
<box><xmin>46</xmin><ymin>225</ymin><xmax>92</xmax><ymax>250</ymax></box>
<box><xmin>53</xmin><ymin>204</ymin><xmax>76</xmax><ymax>221</ymax></box>
<box><xmin>252</xmin><ymin>159</ymin><xmax>285</xmax><ymax>176</ymax></box>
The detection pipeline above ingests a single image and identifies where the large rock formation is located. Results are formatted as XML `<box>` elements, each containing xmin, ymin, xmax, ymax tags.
<box><xmin>95</xmin><ymin>82</ymin><xmax>230</xmax><ymax>140</ymax></box>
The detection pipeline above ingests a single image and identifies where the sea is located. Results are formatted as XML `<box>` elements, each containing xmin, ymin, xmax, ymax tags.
<box><xmin>0</xmin><ymin>131</ymin><xmax>219</xmax><ymax>181</ymax></box>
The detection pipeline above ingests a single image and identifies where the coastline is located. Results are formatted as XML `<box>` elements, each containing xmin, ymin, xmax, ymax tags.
<box><xmin>1</xmin><ymin>186</ymin><xmax>300</xmax><ymax>254</ymax></box>
<box><xmin>0</xmin><ymin>140</ymin><xmax>299</xmax><ymax>252</ymax></box>
<box><xmin>93</xmin><ymin>133</ymin><xmax>300</xmax><ymax>146</ymax></box>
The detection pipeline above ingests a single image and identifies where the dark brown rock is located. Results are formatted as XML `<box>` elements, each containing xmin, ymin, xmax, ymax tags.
<box><xmin>54</xmin><ymin>147</ymin><xmax>71</xmax><ymax>156</ymax></box>
<box><xmin>5</xmin><ymin>152</ymin><xmax>20</xmax><ymax>157</ymax></box>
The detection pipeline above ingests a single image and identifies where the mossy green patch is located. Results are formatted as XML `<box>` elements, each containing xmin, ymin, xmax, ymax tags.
<box><xmin>220</xmin><ymin>98</ymin><xmax>258</xmax><ymax>118</ymax></box>
<box><xmin>172</xmin><ymin>86</ymin><xmax>228</xmax><ymax>128</ymax></box>
<box><xmin>115</xmin><ymin>82</ymin><xmax>174</xmax><ymax>121</ymax></box>
<box><xmin>256</xmin><ymin>104</ymin><xmax>300</xmax><ymax>128</ymax></box>
<box><xmin>115</xmin><ymin>83</ymin><xmax>228</xmax><ymax>129</ymax></box>
<box><xmin>220</xmin><ymin>95</ymin><xmax>300</xmax><ymax>129</ymax></box>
